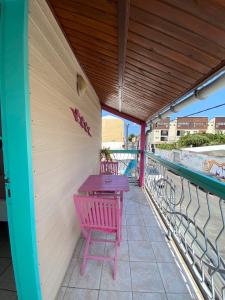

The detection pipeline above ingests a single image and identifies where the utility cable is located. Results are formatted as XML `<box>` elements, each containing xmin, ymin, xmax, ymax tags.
<box><xmin>183</xmin><ymin>102</ymin><xmax>225</xmax><ymax>117</ymax></box>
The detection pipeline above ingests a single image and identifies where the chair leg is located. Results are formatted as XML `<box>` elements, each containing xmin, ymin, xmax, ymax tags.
<box><xmin>120</xmin><ymin>191</ymin><xmax>123</xmax><ymax>215</ymax></box>
<box><xmin>80</xmin><ymin>231</ymin><xmax>91</xmax><ymax>276</ymax></box>
<box><xmin>116</xmin><ymin>215</ymin><xmax>121</xmax><ymax>246</ymax></box>
<box><xmin>113</xmin><ymin>241</ymin><xmax>118</xmax><ymax>280</ymax></box>
<box><xmin>81</xmin><ymin>228</ymin><xmax>88</xmax><ymax>239</ymax></box>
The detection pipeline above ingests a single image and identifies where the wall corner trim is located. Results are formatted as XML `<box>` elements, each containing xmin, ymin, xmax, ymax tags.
<box><xmin>0</xmin><ymin>0</ymin><xmax>42</xmax><ymax>299</ymax></box>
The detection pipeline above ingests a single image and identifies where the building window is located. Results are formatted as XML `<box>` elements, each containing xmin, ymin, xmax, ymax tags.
<box><xmin>177</xmin><ymin>122</ymin><xmax>207</xmax><ymax>128</ymax></box>
<box><xmin>216</xmin><ymin>122</ymin><xmax>225</xmax><ymax>127</ymax></box>
<box><xmin>160</xmin><ymin>137</ymin><xmax>168</xmax><ymax>141</ymax></box>
<box><xmin>177</xmin><ymin>130</ymin><xmax>185</xmax><ymax>137</ymax></box>
<box><xmin>161</xmin><ymin>130</ymin><xmax>168</xmax><ymax>136</ymax></box>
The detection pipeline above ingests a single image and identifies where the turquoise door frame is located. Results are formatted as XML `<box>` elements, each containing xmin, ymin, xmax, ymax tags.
<box><xmin>0</xmin><ymin>1</ymin><xmax>42</xmax><ymax>299</ymax></box>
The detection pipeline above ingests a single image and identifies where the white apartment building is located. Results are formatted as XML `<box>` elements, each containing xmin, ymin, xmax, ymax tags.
<box><xmin>148</xmin><ymin>117</ymin><xmax>224</xmax><ymax>145</ymax></box>
<box><xmin>207</xmin><ymin>117</ymin><xmax>225</xmax><ymax>134</ymax></box>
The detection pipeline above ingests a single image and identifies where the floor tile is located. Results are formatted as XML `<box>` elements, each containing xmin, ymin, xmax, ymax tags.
<box><xmin>151</xmin><ymin>242</ymin><xmax>174</xmax><ymax>262</ymax></box>
<box><xmin>0</xmin><ymin>266</ymin><xmax>16</xmax><ymax>291</ymax></box>
<box><xmin>166</xmin><ymin>293</ymin><xmax>194</xmax><ymax>300</ymax></box>
<box><xmin>107</xmin><ymin>227</ymin><xmax>127</xmax><ymax>241</ymax></box>
<box><xmin>62</xmin><ymin>259</ymin><xmax>76</xmax><ymax>286</ymax></box>
<box><xmin>105</xmin><ymin>240</ymin><xmax>129</xmax><ymax>261</ymax></box>
<box><xmin>158</xmin><ymin>263</ymin><xmax>190</xmax><ymax>293</ymax></box>
<box><xmin>140</xmin><ymin>205</ymin><xmax>154</xmax><ymax>216</ymax></box>
<box><xmin>125</xmin><ymin>205</ymin><xmax>141</xmax><ymax>214</ymax></box>
<box><xmin>127</xmin><ymin>226</ymin><xmax>149</xmax><ymax>241</ymax></box>
<box><xmin>126</xmin><ymin>214</ymin><xmax>144</xmax><ymax>226</ymax></box>
<box><xmin>147</xmin><ymin>226</ymin><xmax>166</xmax><ymax>242</ymax></box>
<box><xmin>73</xmin><ymin>237</ymin><xmax>84</xmax><ymax>258</ymax></box>
<box><xmin>130</xmin><ymin>262</ymin><xmax>164</xmax><ymax>292</ymax></box>
<box><xmin>122</xmin><ymin>213</ymin><xmax>126</xmax><ymax>225</ymax></box>
<box><xmin>69</xmin><ymin>259</ymin><xmax>102</xmax><ymax>289</ymax></box>
<box><xmin>63</xmin><ymin>287</ymin><xmax>98</xmax><ymax>300</ymax></box>
<box><xmin>92</xmin><ymin>231</ymin><xmax>107</xmax><ymax>239</ymax></box>
<box><xmin>133</xmin><ymin>292</ymin><xmax>167</xmax><ymax>300</ymax></box>
<box><xmin>56</xmin><ymin>287</ymin><xmax>66</xmax><ymax>300</ymax></box>
<box><xmin>126</xmin><ymin>201</ymin><xmax>140</xmax><ymax>208</ymax></box>
<box><xmin>0</xmin><ymin>290</ymin><xmax>17</xmax><ymax>300</ymax></box>
<box><xmin>79</xmin><ymin>241</ymin><xmax>106</xmax><ymax>258</ymax></box>
<box><xmin>122</xmin><ymin>226</ymin><xmax>128</xmax><ymax>241</ymax></box>
<box><xmin>143</xmin><ymin>215</ymin><xmax>159</xmax><ymax>227</ymax></box>
<box><xmin>100</xmin><ymin>261</ymin><xmax>132</xmax><ymax>291</ymax></box>
<box><xmin>135</xmin><ymin>193</ymin><xmax>147</xmax><ymax>202</ymax></box>
<box><xmin>99</xmin><ymin>290</ymin><xmax>132</xmax><ymax>300</ymax></box>
<box><xmin>128</xmin><ymin>241</ymin><xmax>156</xmax><ymax>262</ymax></box>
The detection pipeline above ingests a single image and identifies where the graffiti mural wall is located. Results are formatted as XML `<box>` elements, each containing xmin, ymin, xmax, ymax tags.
<box><xmin>155</xmin><ymin>148</ymin><xmax>225</xmax><ymax>182</ymax></box>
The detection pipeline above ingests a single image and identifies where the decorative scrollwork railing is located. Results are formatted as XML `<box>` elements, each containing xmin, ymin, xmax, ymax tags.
<box><xmin>145</xmin><ymin>152</ymin><xmax>225</xmax><ymax>300</ymax></box>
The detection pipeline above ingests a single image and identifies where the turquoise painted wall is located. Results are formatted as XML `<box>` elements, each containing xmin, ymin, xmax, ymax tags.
<box><xmin>0</xmin><ymin>0</ymin><xmax>42</xmax><ymax>299</ymax></box>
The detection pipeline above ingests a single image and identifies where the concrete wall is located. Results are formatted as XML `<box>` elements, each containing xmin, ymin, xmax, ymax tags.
<box><xmin>102</xmin><ymin>116</ymin><xmax>124</xmax><ymax>143</ymax></box>
<box><xmin>29</xmin><ymin>0</ymin><xmax>101</xmax><ymax>298</ymax></box>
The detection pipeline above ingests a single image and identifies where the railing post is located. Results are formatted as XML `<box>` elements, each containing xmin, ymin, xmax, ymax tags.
<box><xmin>139</xmin><ymin>122</ymin><xmax>146</xmax><ymax>187</ymax></box>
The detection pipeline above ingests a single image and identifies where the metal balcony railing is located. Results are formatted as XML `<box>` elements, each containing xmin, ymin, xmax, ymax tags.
<box><xmin>144</xmin><ymin>152</ymin><xmax>225</xmax><ymax>300</ymax></box>
<box><xmin>110</xmin><ymin>150</ymin><xmax>140</xmax><ymax>181</ymax></box>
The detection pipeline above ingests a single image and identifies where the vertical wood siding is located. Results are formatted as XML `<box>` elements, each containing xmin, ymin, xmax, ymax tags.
<box><xmin>29</xmin><ymin>0</ymin><xmax>101</xmax><ymax>298</ymax></box>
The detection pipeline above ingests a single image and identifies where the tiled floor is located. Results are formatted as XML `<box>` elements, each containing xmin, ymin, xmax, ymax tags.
<box><xmin>57</xmin><ymin>185</ymin><xmax>198</xmax><ymax>300</ymax></box>
<box><xmin>0</xmin><ymin>222</ymin><xmax>17</xmax><ymax>300</ymax></box>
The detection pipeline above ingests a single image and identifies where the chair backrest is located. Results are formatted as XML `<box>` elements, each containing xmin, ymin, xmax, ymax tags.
<box><xmin>74</xmin><ymin>195</ymin><xmax>120</xmax><ymax>230</ymax></box>
<box><xmin>100</xmin><ymin>161</ymin><xmax>119</xmax><ymax>175</ymax></box>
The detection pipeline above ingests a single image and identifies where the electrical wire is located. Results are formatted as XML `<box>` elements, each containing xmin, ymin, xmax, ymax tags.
<box><xmin>183</xmin><ymin>102</ymin><xmax>225</xmax><ymax>117</ymax></box>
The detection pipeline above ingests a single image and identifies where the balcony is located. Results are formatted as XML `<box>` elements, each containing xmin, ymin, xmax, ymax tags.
<box><xmin>2</xmin><ymin>1</ymin><xmax>225</xmax><ymax>299</ymax></box>
<box><xmin>57</xmin><ymin>184</ymin><xmax>198</xmax><ymax>300</ymax></box>
<box><xmin>56</xmin><ymin>150</ymin><xmax>225</xmax><ymax>300</ymax></box>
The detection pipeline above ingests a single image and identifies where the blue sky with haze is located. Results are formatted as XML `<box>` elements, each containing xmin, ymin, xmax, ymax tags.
<box><xmin>102</xmin><ymin>87</ymin><xmax>225</xmax><ymax>135</ymax></box>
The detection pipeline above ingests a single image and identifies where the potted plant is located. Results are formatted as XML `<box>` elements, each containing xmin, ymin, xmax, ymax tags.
<box><xmin>100</xmin><ymin>148</ymin><xmax>112</xmax><ymax>161</ymax></box>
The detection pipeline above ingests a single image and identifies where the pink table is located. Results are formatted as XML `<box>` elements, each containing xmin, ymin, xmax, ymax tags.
<box><xmin>78</xmin><ymin>175</ymin><xmax>129</xmax><ymax>193</ymax></box>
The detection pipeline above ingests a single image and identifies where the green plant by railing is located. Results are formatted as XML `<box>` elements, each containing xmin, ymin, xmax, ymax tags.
<box><xmin>155</xmin><ymin>143</ymin><xmax>177</xmax><ymax>150</ymax></box>
<box><xmin>177</xmin><ymin>132</ymin><xmax>225</xmax><ymax>148</ymax></box>
<box><xmin>100</xmin><ymin>148</ymin><xmax>112</xmax><ymax>161</ymax></box>
<box><xmin>155</xmin><ymin>133</ymin><xmax>225</xmax><ymax>150</ymax></box>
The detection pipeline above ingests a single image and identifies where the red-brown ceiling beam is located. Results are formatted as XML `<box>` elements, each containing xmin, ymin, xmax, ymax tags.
<box><xmin>118</xmin><ymin>0</ymin><xmax>130</xmax><ymax>112</ymax></box>
<box><xmin>101</xmin><ymin>103</ymin><xmax>144</xmax><ymax>125</ymax></box>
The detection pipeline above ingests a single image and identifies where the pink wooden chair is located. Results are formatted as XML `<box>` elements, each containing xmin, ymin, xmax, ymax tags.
<box><xmin>100</xmin><ymin>161</ymin><xmax>119</xmax><ymax>175</ymax></box>
<box><xmin>73</xmin><ymin>194</ymin><xmax>121</xmax><ymax>279</ymax></box>
<box><xmin>93</xmin><ymin>192</ymin><xmax>124</xmax><ymax>220</ymax></box>
<box><xmin>92</xmin><ymin>192</ymin><xmax>124</xmax><ymax>243</ymax></box>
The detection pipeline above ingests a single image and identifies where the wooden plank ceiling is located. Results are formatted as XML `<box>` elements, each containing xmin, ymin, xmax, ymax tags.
<box><xmin>48</xmin><ymin>0</ymin><xmax>225</xmax><ymax>122</ymax></box>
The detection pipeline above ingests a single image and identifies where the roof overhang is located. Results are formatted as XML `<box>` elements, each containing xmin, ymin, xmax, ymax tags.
<box><xmin>48</xmin><ymin>0</ymin><xmax>225</xmax><ymax>122</ymax></box>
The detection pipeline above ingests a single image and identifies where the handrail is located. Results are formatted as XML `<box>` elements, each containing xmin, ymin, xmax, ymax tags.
<box><xmin>145</xmin><ymin>151</ymin><xmax>225</xmax><ymax>199</ymax></box>
<box><xmin>110</xmin><ymin>149</ymin><xmax>140</xmax><ymax>154</ymax></box>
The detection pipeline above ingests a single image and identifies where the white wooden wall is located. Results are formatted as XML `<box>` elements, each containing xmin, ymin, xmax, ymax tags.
<box><xmin>29</xmin><ymin>0</ymin><xmax>101</xmax><ymax>299</ymax></box>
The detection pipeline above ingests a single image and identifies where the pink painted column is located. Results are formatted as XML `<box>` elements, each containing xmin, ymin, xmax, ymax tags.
<box><xmin>139</xmin><ymin>122</ymin><xmax>146</xmax><ymax>187</ymax></box>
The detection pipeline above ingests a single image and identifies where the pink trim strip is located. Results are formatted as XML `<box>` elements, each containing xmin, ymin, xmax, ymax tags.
<box><xmin>101</xmin><ymin>103</ymin><xmax>145</xmax><ymax>125</ymax></box>
<box><xmin>139</xmin><ymin>122</ymin><xmax>146</xmax><ymax>187</ymax></box>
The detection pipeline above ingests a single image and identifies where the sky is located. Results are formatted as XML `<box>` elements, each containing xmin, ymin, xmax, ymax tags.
<box><xmin>102</xmin><ymin>86</ymin><xmax>225</xmax><ymax>136</ymax></box>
